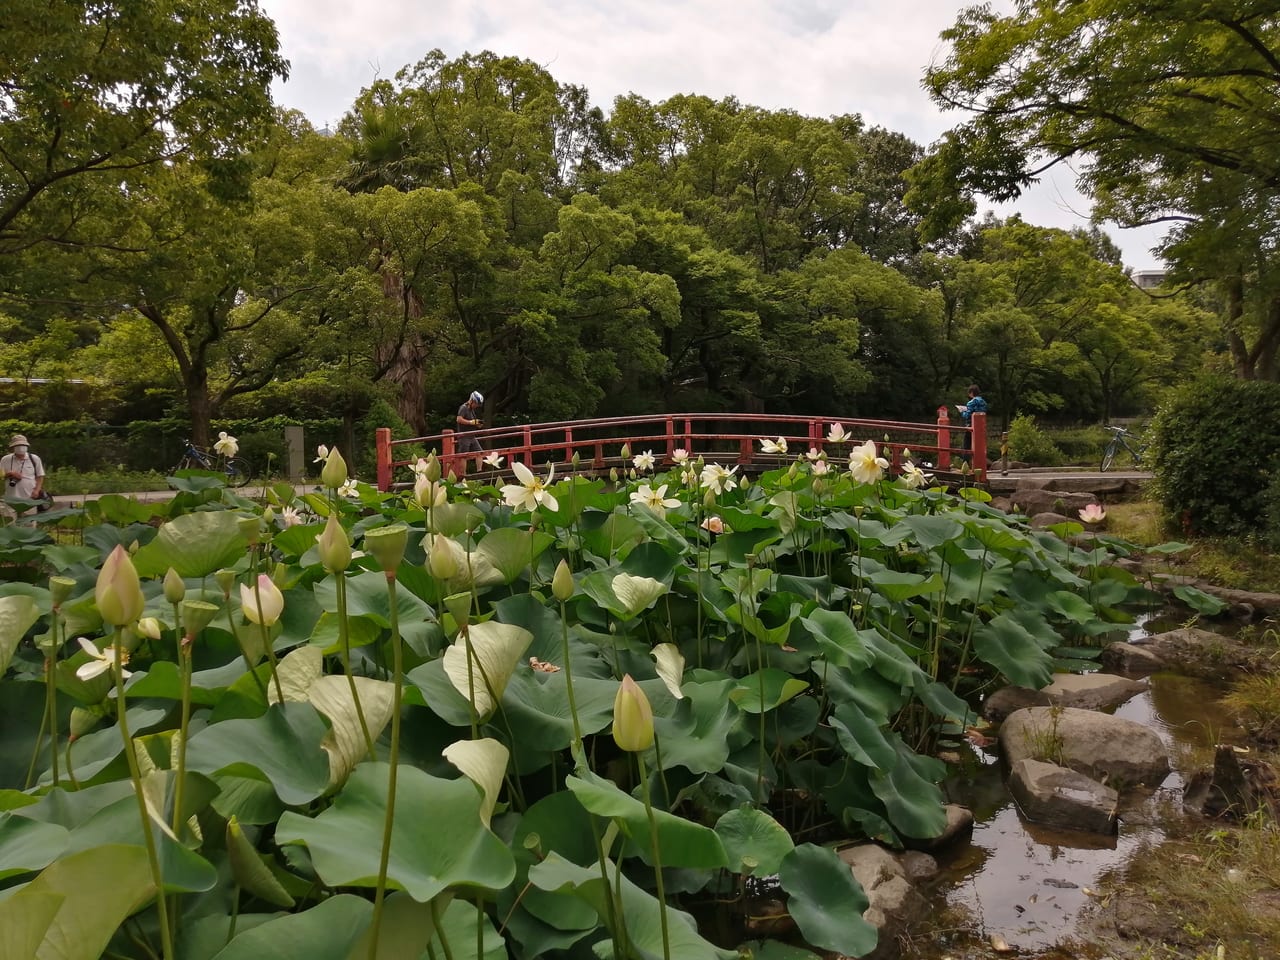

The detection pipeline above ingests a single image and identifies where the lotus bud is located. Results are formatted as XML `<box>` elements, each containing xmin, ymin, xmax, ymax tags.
<box><xmin>813</xmin><ymin>478</ymin><xmax>826</xmax><ymax>496</ymax></box>
<box><xmin>321</xmin><ymin>447</ymin><xmax>348</xmax><ymax>489</ymax></box>
<box><xmin>787</xmin><ymin>463</ymin><xmax>798</xmax><ymax>480</ymax></box>
<box><xmin>96</xmin><ymin>545</ymin><xmax>146</xmax><ymax>627</ymax></box>
<box><xmin>902</xmin><ymin>448</ymin><xmax>912</xmax><ymax>461</ymax></box>
<box><xmin>237</xmin><ymin>515</ymin><xmax>262</xmax><ymax>544</ymax></box>
<box><xmin>703</xmin><ymin>489</ymin><xmax>716</xmax><ymax>509</ymax></box>
<box><xmin>423</xmin><ymin>452</ymin><xmax>441</xmax><ymax>483</ymax></box>
<box><xmin>446</xmin><ymin>469</ymin><xmax>458</xmax><ymax>485</ymax></box>
<box><xmin>271</xmin><ymin>562</ymin><xmax>289</xmax><ymax>588</ymax></box>
<box><xmin>214</xmin><ymin>568</ymin><xmax>236</xmax><ymax>597</ymax></box>
<box><xmin>612</xmin><ymin>674</ymin><xmax>654</xmax><ymax>753</ymax></box>
<box><xmin>364</xmin><ymin>524</ymin><xmax>408</xmax><ymax>573</ymax></box>
<box><xmin>136</xmin><ymin>617</ymin><xmax>164</xmax><ymax>640</ymax></box>
<box><xmin>240</xmin><ymin>574</ymin><xmax>284</xmax><ymax>627</ymax></box>
<box><xmin>181</xmin><ymin>600</ymin><xmax>219</xmax><ymax>638</ymax></box>
<box><xmin>628</xmin><ymin>468</ymin><xmax>637</xmax><ymax>480</ymax></box>
<box><xmin>262</xmin><ymin>507</ymin><xmax>276</xmax><ymax>527</ymax></box>
<box><xmin>445</xmin><ymin>592</ymin><xmax>471</xmax><ymax>628</ymax></box>
<box><xmin>571</xmin><ymin>451</ymin><xmax>581</xmax><ymax>469</ymax></box>
<box><xmin>620</xmin><ymin>443</ymin><xmax>631</xmax><ymax>460</ymax></box>
<box><xmin>428</xmin><ymin>534</ymin><xmax>458</xmax><ymax>580</ymax></box>
<box><xmin>609</xmin><ymin>467</ymin><xmax>618</xmax><ymax>483</ymax></box>
<box><xmin>552</xmin><ymin>559</ymin><xmax>574</xmax><ymax>602</ymax></box>
<box><xmin>49</xmin><ymin>576</ymin><xmax>76</xmax><ymax>606</ymax></box>
<box><xmin>163</xmin><ymin>567</ymin><xmax>186</xmax><ymax>604</ymax></box>
<box><xmin>317</xmin><ymin>513</ymin><xmax>351</xmax><ymax>573</ymax></box>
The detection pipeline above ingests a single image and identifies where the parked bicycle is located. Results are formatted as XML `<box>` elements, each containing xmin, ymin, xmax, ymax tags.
<box><xmin>173</xmin><ymin>439</ymin><xmax>252</xmax><ymax>488</ymax></box>
<box><xmin>1100</xmin><ymin>425</ymin><xmax>1149</xmax><ymax>472</ymax></box>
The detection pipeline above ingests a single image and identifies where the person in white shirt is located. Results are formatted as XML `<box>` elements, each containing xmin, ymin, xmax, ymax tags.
<box><xmin>1</xmin><ymin>433</ymin><xmax>46</xmax><ymax>521</ymax></box>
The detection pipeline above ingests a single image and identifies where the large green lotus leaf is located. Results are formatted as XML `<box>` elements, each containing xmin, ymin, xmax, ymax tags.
<box><xmin>830</xmin><ymin>701</ymin><xmax>896</xmax><ymax>771</ymax></box>
<box><xmin>1043</xmin><ymin>589</ymin><xmax>1098</xmax><ymax>624</ymax></box>
<box><xmin>132</xmin><ymin>511</ymin><xmax>248</xmax><ymax>578</ymax></box>
<box><xmin>898</xmin><ymin>514</ymin><xmax>965</xmax><ymax>550</ymax></box>
<box><xmin>124</xmin><ymin>661</ymin><xmax>224</xmax><ymax>705</ymax></box>
<box><xmin>13</xmin><ymin>844</ymin><xmax>154</xmax><ymax>960</ymax></box>
<box><xmin>503</xmin><ymin>791</ymin><xmax>599</xmax><ymax>935</ymax></box>
<box><xmin>474</xmin><ymin>526</ymin><xmax>555</xmax><ymax>583</ymax></box>
<box><xmin>911</xmin><ymin>675</ymin><xmax>972</xmax><ymax>724</ymax></box>
<box><xmin>275</xmin><ymin>762</ymin><xmax>515</xmax><ymax>901</ymax></box>
<box><xmin>869</xmin><ymin>740</ymin><xmax>947</xmax><ymax>840</ymax></box>
<box><xmin>209</xmin><ymin>893</ymin><xmax>373</xmax><ymax>960</ymax></box>
<box><xmin>940</xmin><ymin>555</ymin><xmax>1014</xmax><ymax>606</ymax></box>
<box><xmin>0</xmin><ymin>681</ymin><xmax>46</xmax><ymax>787</ymax></box>
<box><xmin>580</xmin><ymin>512</ymin><xmax>647</xmax><ymax>561</ymax></box>
<box><xmin>343</xmin><ymin>894</ymin><xmax>504</xmax><ymax>960</ymax></box>
<box><xmin>652</xmin><ymin>679</ymin><xmax>741</xmax><ymax>775</ymax></box>
<box><xmin>777</xmin><ymin>843</ymin><xmax>877</xmax><ymax>956</ymax></box>
<box><xmin>739</xmin><ymin>942</ymin><xmax>821</xmax><ymax>960</ymax></box>
<box><xmin>565</xmin><ymin>769</ymin><xmax>727</xmax><ymax>870</ymax></box>
<box><xmin>309</xmin><ymin>675</ymin><xmax>396</xmax><ymax>788</ymax></box>
<box><xmin>713</xmin><ymin>807</ymin><xmax>793</xmax><ymax>877</ymax></box>
<box><xmin>799</xmin><ymin>609</ymin><xmax>874</xmax><ymax>670</ymax></box>
<box><xmin>866</xmin><ymin>569</ymin><xmax>944</xmax><ymax>602</ymax></box>
<box><xmin>728</xmin><ymin>669</ymin><xmax>808</xmax><ymax>714</ymax></box>
<box><xmin>492</xmin><ymin>592</ymin><xmax>570</xmax><ymax>664</ymax></box>
<box><xmin>307</xmin><ymin>611</ymin><xmax>383</xmax><ymax>652</ymax></box>
<box><xmin>973</xmin><ymin>610</ymin><xmax>1055</xmax><ymax>690</ymax></box>
<box><xmin>0</xmin><ymin>890</ymin><xmax>62</xmax><ymax>960</ymax></box>
<box><xmin>311</xmin><ymin>570</ymin><xmax>434</xmax><ymax>652</ymax></box>
<box><xmin>963</xmin><ymin>516</ymin><xmax>1034</xmax><ymax>554</ymax></box>
<box><xmin>185</xmin><ymin>703</ymin><xmax>331</xmax><ymax>806</ymax></box>
<box><xmin>39</xmin><ymin>544</ymin><xmax>100</xmax><ymax>573</ymax></box>
<box><xmin>1172</xmin><ymin>584</ymin><xmax>1229</xmax><ymax>615</ymax></box>
<box><xmin>406</xmin><ymin>657</ymin><xmax>479</xmax><ymax>728</ymax></box>
<box><xmin>0</xmin><ymin>814</ymin><xmax>69</xmax><ymax>879</ymax></box>
<box><xmin>211</xmin><ymin>774</ymin><xmax>284</xmax><ymax>825</ymax></box>
<box><xmin>427</xmin><ymin>501</ymin><xmax>486</xmax><ymax>537</ymax></box>
<box><xmin>0</xmin><ymin>595</ymin><xmax>39</xmax><ymax>673</ymax></box>
<box><xmin>529</xmin><ymin>852</ymin><xmax>737</xmax><ymax>960</ymax></box>
<box><xmin>501</xmin><ymin>669</ymin><xmax>619</xmax><ymax>753</ymax></box>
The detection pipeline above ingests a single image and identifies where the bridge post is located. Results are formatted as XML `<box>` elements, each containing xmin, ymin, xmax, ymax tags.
<box><xmin>564</xmin><ymin>428</ymin><xmax>574</xmax><ymax>464</ymax></box>
<box><xmin>376</xmin><ymin>427</ymin><xmax>392</xmax><ymax>492</ymax></box>
<box><xmin>971</xmin><ymin>411</ymin><xmax>988</xmax><ymax>483</ymax></box>
<box><xmin>442</xmin><ymin>429</ymin><xmax>457</xmax><ymax>477</ymax></box>
<box><xmin>664</xmin><ymin>416</ymin><xmax>675</xmax><ymax>461</ymax></box>
<box><xmin>522</xmin><ymin>425</ymin><xmax>533</xmax><ymax>466</ymax></box>
<box><xmin>936</xmin><ymin>406</ymin><xmax>951</xmax><ymax>471</ymax></box>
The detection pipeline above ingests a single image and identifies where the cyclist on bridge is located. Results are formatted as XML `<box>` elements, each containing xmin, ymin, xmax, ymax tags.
<box><xmin>456</xmin><ymin>390</ymin><xmax>486</xmax><ymax>470</ymax></box>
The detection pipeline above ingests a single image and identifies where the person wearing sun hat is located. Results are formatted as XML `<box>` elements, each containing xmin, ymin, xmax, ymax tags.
<box><xmin>1</xmin><ymin>434</ymin><xmax>46</xmax><ymax>521</ymax></box>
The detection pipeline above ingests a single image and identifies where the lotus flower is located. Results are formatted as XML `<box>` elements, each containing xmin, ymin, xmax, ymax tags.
<box><xmin>700</xmin><ymin>515</ymin><xmax>725</xmax><ymax>534</ymax></box>
<box><xmin>699</xmin><ymin>462</ymin><xmax>739</xmax><ymax>495</ymax></box>
<box><xmin>811</xmin><ymin>459</ymin><xmax>830</xmax><ymax>476</ymax></box>
<box><xmin>827</xmin><ymin>422</ymin><xmax>849</xmax><ymax>443</ymax></box>
<box><xmin>900</xmin><ymin>460</ymin><xmax>933</xmax><ymax>489</ymax></box>
<box><xmin>759</xmin><ymin>436</ymin><xmax>787</xmax><ymax>454</ymax></box>
<box><xmin>501</xmin><ymin>461</ymin><xmax>559</xmax><ymax>513</ymax></box>
<box><xmin>630</xmin><ymin>483</ymin><xmax>680</xmax><ymax>515</ymax></box>
<box><xmin>213</xmin><ymin>431</ymin><xmax>239</xmax><ymax>458</ymax></box>
<box><xmin>337</xmin><ymin>479</ymin><xmax>359</xmax><ymax>498</ymax></box>
<box><xmin>96</xmin><ymin>545</ymin><xmax>145</xmax><ymax>627</ymax></box>
<box><xmin>1079</xmin><ymin>503</ymin><xmax>1107</xmax><ymax>524</ymax></box>
<box><xmin>848</xmin><ymin>439</ymin><xmax>889</xmax><ymax>484</ymax></box>
<box><xmin>76</xmin><ymin>637</ymin><xmax>131</xmax><ymax>681</ymax></box>
<box><xmin>633</xmin><ymin>450</ymin><xmax>656</xmax><ymax>472</ymax></box>
<box><xmin>483</xmin><ymin>452</ymin><xmax>505</xmax><ymax>469</ymax></box>
<box><xmin>612</xmin><ymin>674</ymin><xmax>655</xmax><ymax>752</ymax></box>
<box><xmin>671</xmin><ymin>448</ymin><xmax>689</xmax><ymax>464</ymax></box>
<box><xmin>240</xmin><ymin>574</ymin><xmax>284</xmax><ymax>627</ymax></box>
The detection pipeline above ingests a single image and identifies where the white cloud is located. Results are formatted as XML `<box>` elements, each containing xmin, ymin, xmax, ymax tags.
<box><xmin>259</xmin><ymin>0</ymin><xmax>1166</xmax><ymax>269</ymax></box>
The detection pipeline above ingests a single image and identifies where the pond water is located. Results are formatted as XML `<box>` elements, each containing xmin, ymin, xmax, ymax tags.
<box><xmin>902</xmin><ymin>615</ymin><xmax>1250</xmax><ymax>958</ymax></box>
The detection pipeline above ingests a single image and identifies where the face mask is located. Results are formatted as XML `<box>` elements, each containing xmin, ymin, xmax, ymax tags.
<box><xmin>12</xmin><ymin>446</ymin><xmax>27</xmax><ymax>455</ymax></box>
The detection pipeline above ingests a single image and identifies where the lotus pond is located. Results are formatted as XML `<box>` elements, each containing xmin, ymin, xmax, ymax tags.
<box><xmin>0</xmin><ymin>447</ymin><xmax>1212</xmax><ymax>960</ymax></box>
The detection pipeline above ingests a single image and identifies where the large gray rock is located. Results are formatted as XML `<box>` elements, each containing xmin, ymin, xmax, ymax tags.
<box><xmin>902</xmin><ymin>804</ymin><xmax>975</xmax><ymax>851</ymax></box>
<box><xmin>1100</xmin><ymin>641</ymin><xmax>1168</xmax><ymax>676</ymax></box>
<box><xmin>1009</xmin><ymin>757</ymin><xmax>1118</xmax><ymax>833</ymax></box>
<box><xmin>1140</xmin><ymin>627</ymin><xmax>1263</xmax><ymax>678</ymax></box>
<box><xmin>836</xmin><ymin>844</ymin><xmax>928</xmax><ymax>960</ymax></box>
<box><xmin>1009</xmin><ymin>488</ymin><xmax>1099</xmax><ymax>517</ymax></box>
<box><xmin>983</xmin><ymin>673</ymin><xmax>1146</xmax><ymax>720</ymax></box>
<box><xmin>1000</xmin><ymin>706</ymin><xmax>1170</xmax><ymax>788</ymax></box>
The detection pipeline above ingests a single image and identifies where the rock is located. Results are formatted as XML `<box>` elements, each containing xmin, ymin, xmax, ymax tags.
<box><xmin>983</xmin><ymin>685</ymin><xmax>1052</xmax><ymax>721</ymax></box>
<box><xmin>899</xmin><ymin>851</ymin><xmax>939</xmax><ymax>883</ymax></box>
<box><xmin>1030</xmin><ymin>511</ymin><xmax>1075</xmax><ymax>529</ymax></box>
<box><xmin>1009</xmin><ymin>487</ymin><xmax>1101</xmax><ymax>518</ymax></box>
<box><xmin>999</xmin><ymin>706</ymin><xmax>1171</xmax><ymax>788</ymax></box>
<box><xmin>1100</xmin><ymin>641</ymin><xmax>1167</xmax><ymax>676</ymax></box>
<box><xmin>902</xmin><ymin>804</ymin><xmax>975</xmax><ymax>851</ymax></box>
<box><xmin>1009</xmin><ymin>757</ymin><xmax>1119</xmax><ymax>833</ymax></box>
<box><xmin>836</xmin><ymin>844</ymin><xmax>929</xmax><ymax>960</ymax></box>
<box><xmin>983</xmin><ymin>674</ymin><xmax>1145</xmax><ymax>720</ymax></box>
<box><xmin>1141</xmin><ymin>627</ymin><xmax>1262</xmax><ymax>677</ymax></box>
<box><xmin>1183</xmin><ymin>746</ymin><xmax>1280</xmax><ymax>820</ymax></box>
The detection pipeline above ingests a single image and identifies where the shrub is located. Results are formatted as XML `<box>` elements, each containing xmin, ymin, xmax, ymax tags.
<box><xmin>1007</xmin><ymin>414</ymin><xmax>1065</xmax><ymax>466</ymax></box>
<box><xmin>1151</xmin><ymin>376</ymin><xmax>1280</xmax><ymax>537</ymax></box>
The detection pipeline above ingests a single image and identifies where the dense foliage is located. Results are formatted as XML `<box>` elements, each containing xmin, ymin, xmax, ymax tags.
<box><xmin>1150</xmin><ymin>377</ymin><xmax>1280</xmax><ymax>537</ymax></box>
<box><xmin>0</xmin><ymin>443</ymin><xmax>1158</xmax><ymax>960</ymax></box>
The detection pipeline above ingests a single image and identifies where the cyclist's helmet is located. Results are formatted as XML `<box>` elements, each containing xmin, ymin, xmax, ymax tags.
<box><xmin>469</xmin><ymin>390</ymin><xmax>484</xmax><ymax>404</ymax></box>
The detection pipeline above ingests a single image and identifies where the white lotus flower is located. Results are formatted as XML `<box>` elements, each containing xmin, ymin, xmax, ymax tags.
<box><xmin>483</xmin><ymin>452</ymin><xmax>505</xmax><ymax>469</ymax></box>
<box><xmin>848</xmin><ymin>439</ymin><xmax>889</xmax><ymax>484</ymax></box>
<box><xmin>901</xmin><ymin>460</ymin><xmax>933</xmax><ymax>489</ymax></box>
<box><xmin>680</xmin><ymin>467</ymin><xmax>698</xmax><ymax>486</ymax></box>
<box><xmin>633</xmin><ymin>450</ymin><xmax>656</xmax><ymax>472</ymax></box>
<box><xmin>76</xmin><ymin>637</ymin><xmax>132</xmax><ymax>681</ymax></box>
<box><xmin>811</xmin><ymin>459</ymin><xmax>830</xmax><ymax>476</ymax></box>
<box><xmin>315</xmin><ymin>445</ymin><xmax>330</xmax><ymax>464</ymax></box>
<box><xmin>827</xmin><ymin>423</ymin><xmax>849</xmax><ymax>443</ymax></box>
<box><xmin>699</xmin><ymin>462</ymin><xmax>739</xmax><ymax>495</ymax></box>
<box><xmin>337</xmin><ymin>479</ymin><xmax>359</xmax><ymax>498</ymax></box>
<box><xmin>280</xmin><ymin>506</ymin><xmax>302</xmax><ymax>527</ymax></box>
<box><xmin>806</xmin><ymin>447</ymin><xmax>823</xmax><ymax>462</ymax></box>
<box><xmin>671</xmin><ymin>448</ymin><xmax>689</xmax><ymax>464</ymax></box>
<box><xmin>759</xmin><ymin>436</ymin><xmax>787</xmax><ymax>454</ymax></box>
<box><xmin>501</xmin><ymin>461</ymin><xmax>559</xmax><ymax>513</ymax></box>
<box><xmin>213</xmin><ymin>431</ymin><xmax>239</xmax><ymax>458</ymax></box>
<box><xmin>630</xmin><ymin>483</ymin><xmax>681</xmax><ymax>515</ymax></box>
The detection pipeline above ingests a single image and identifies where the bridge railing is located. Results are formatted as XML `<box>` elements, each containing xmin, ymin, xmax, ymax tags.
<box><xmin>375</xmin><ymin>410</ymin><xmax>986</xmax><ymax>491</ymax></box>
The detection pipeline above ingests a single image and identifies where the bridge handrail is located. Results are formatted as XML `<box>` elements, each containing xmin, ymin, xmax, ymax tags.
<box><xmin>375</xmin><ymin>410</ymin><xmax>986</xmax><ymax>490</ymax></box>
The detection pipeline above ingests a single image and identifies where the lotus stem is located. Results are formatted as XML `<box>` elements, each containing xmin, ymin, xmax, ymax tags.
<box><xmin>369</xmin><ymin>573</ymin><xmax>404</xmax><ymax>960</ymax></box>
<box><xmin>223</xmin><ymin>604</ymin><xmax>265</xmax><ymax>698</ymax></box>
<box><xmin>558</xmin><ymin>599</ymin><xmax>584</xmax><ymax>762</ymax></box>
<box><xmin>113</xmin><ymin>627</ymin><xmax>174</xmax><ymax>960</ymax></box>
<box><xmin>637</xmin><ymin>751</ymin><xmax>671</xmax><ymax>960</ymax></box>
<box><xmin>430</xmin><ymin>897</ymin><xmax>456</xmax><ymax>960</ymax></box>
<box><xmin>171</xmin><ymin>632</ymin><xmax>193</xmax><ymax>836</ymax></box>
<box><xmin>336</xmin><ymin>573</ymin><xmax>376</xmax><ymax>758</ymax></box>
<box><xmin>251</xmin><ymin>575</ymin><xmax>284</xmax><ymax>703</ymax></box>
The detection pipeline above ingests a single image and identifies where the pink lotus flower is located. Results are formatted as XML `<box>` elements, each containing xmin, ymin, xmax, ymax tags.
<box><xmin>1079</xmin><ymin>503</ymin><xmax>1107</xmax><ymax>524</ymax></box>
<box><xmin>700</xmin><ymin>516</ymin><xmax>725</xmax><ymax>534</ymax></box>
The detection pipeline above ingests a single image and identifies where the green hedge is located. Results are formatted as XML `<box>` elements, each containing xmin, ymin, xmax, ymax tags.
<box><xmin>1151</xmin><ymin>376</ymin><xmax>1280</xmax><ymax>537</ymax></box>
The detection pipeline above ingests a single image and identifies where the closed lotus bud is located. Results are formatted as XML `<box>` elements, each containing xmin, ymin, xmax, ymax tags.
<box><xmin>136</xmin><ymin>617</ymin><xmax>164</xmax><ymax>640</ymax></box>
<box><xmin>317</xmin><ymin>513</ymin><xmax>351</xmax><ymax>573</ymax></box>
<box><xmin>96</xmin><ymin>545</ymin><xmax>146</xmax><ymax>627</ymax></box>
<box><xmin>271</xmin><ymin>562</ymin><xmax>288</xmax><ymax>588</ymax></box>
<box><xmin>571</xmin><ymin>451</ymin><xmax>581</xmax><ymax>469</ymax></box>
<box><xmin>163</xmin><ymin>567</ymin><xmax>186</xmax><ymax>604</ymax></box>
<box><xmin>423</xmin><ymin>452</ymin><xmax>441</xmax><ymax>483</ymax></box>
<box><xmin>214</xmin><ymin>568</ymin><xmax>236</xmax><ymax>596</ymax></box>
<box><xmin>813</xmin><ymin>478</ymin><xmax>826</xmax><ymax>495</ymax></box>
<box><xmin>237</xmin><ymin>515</ymin><xmax>262</xmax><ymax>544</ymax></box>
<box><xmin>609</xmin><ymin>468</ymin><xmax>619</xmax><ymax>483</ymax></box>
<box><xmin>49</xmin><ymin>576</ymin><xmax>76</xmax><ymax>606</ymax></box>
<box><xmin>240</xmin><ymin>574</ymin><xmax>284</xmax><ymax>627</ymax></box>
<box><xmin>364</xmin><ymin>524</ymin><xmax>408</xmax><ymax>573</ymax></box>
<box><xmin>787</xmin><ymin>463</ymin><xmax>798</xmax><ymax>480</ymax></box>
<box><xmin>612</xmin><ymin>674</ymin><xmax>654</xmax><ymax>753</ymax></box>
<box><xmin>128</xmin><ymin>540</ymin><xmax>139</xmax><ymax>555</ymax></box>
<box><xmin>69</xmin><ymin>705</ymin><xmax>106</xmax><ymax>740</ymax></box>
<box><xmin>703</xmin><ymin>489</ymin><xmax>716</xmax><ymax>509</ymax></box>
<box><xmin>321</xmin><ymin>447</ymin><xmax>348</xmax><ymax>489</ymax></box>
<box><xmin>619</xmin><ymin>443</ymin><xmax>631</xmax><ymax>460</ymax></box>
<box><xmin>261</xmin><ymin>507</ymin><xmax>275</xmax><ymax>527</ymax></box>
<box><xmin>427</xmin><ymin>533</ymin><xmax>458</xmax><ymax>580</ymax></box>
<box><xmin>181</xmin><ymin>600</ymin><xmax>219</xmax><ymax>638</ymax></box>
<box><xmin>552</xmin><ymin>559</ymin><xmax>574</xmax><ymax>602</ymax></box>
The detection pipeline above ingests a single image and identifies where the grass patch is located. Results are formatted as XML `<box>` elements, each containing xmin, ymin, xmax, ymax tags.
<box><xmin>45</xmin><ymin>466</ymin><xmax>169</xmax><ymax>495</ymax></box>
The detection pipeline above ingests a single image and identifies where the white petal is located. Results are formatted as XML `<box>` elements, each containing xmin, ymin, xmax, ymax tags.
<box><xmin>76</xmin><ymin>659</ymin><xmax>110</xmax><ymax>681</ymax></box>
<box><xmin>652</xmin><ymin>643</ymin><xmax>686</xmax><ymax>700</ymax></box>
<box><xmin>540</xmin><ymin>490</ymin><xmax>559</xmax><ymax>512</ymax></box>
<box><xmin>511</xmin><ymin>461</ymin><xmax>535</xmax><ymax>485</ymax></box>
<box><xmin>443</xmin><ymin>737</ymin><xmax>510</xmax><ymax>827</ymax></box>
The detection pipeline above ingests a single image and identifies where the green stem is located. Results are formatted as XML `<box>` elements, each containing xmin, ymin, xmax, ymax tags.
<box><xmin>337</xmin><ymin>573</ymin><xmax>376</xmax><ymax>758</ymax></box>
<box><xmin>430</xmin><ymin>897</ymin><xmax>456</xmax><ymax>960</ymax></box>
<box><xmin>114</xmin><ymin>628</ymin><xmax>174</xmax><ymax>960</ymax></box>
<box><xmin>368</xmin><ymin>575</ymin><xmax>404</xmax><ymax>960</ymax></box>
<box><xmin>224</xmin><ymin>603</ymin><xmax>265</xmax><ymax>698</ymax></box>
<box><xmin>251</xmin><ymin>576</ymin><xmax>284</xmax><ymax>703</ymax></box>
<box><xmin>24</xmin><ymin>690</ymin><xmax>49</xmax><ymax>790</ymax></box>
<box><xmin>45</xmin><ymin>653</ymin><xmax>59</xmax><ymax>787</ymax></box>
<box><xmin>171</xmin><ymin>638</ymin><xmax>192</xmax><ymax>835</ymax></box>
<box><xmin>637</xmin><ymin>751</ymin><xmax>671</xmax><ymax>960</ymax></box>
<box><xmin>558</xmin><ymin>600</ymin><xmax>584</xmax><ymax>760</ymax></box>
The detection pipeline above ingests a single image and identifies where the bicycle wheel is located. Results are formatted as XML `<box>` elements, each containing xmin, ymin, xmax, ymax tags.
<box><xmin>1100</xmin><ymin>439</ymin><xmax>1119</xmax><ymax>472</ymax></box>
<box><xmin>224</xmin><ymin>457</ymin><xmax>252</xmax><ymax>488</ymax></box>
<box><xmin>171</xmin><ymin>456</ymin><xmax>194</xmax><ymax>474</ymax></box>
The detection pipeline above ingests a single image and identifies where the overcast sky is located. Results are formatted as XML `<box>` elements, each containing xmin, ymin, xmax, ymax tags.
<box><xmin>258</xmin><ymin>0</ymin><xmax>1165</xmax><ymax>270</ymax></box>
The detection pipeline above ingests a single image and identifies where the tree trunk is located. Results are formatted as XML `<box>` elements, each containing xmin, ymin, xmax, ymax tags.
<box><xmin>376</xmin><ymin>270</ymin><xmax>428</xmax><ymax>433</ymax></box>
<box><xmin>186</xmin><ymin>372</ymin><xmax>212</xmax><ymax>448</ymax></box>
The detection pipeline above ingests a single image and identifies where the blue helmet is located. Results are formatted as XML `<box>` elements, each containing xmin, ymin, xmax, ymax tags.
<box><xmin>469</xmin><ymin>390</ymin><xmax>484</xmax><ymax>404</ymax></box>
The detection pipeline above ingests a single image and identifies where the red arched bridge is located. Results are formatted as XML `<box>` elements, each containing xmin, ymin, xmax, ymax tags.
<box><xmin>375</xmin><ymin>409</ymin><xmax>988</xmax><ymax>491</ymax></box>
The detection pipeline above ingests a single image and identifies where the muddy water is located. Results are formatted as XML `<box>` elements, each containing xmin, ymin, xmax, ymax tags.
<box><xmin>903</xmin><ymin>619</ymin><xmax>1249</xmax><ymax>958</ymax></box>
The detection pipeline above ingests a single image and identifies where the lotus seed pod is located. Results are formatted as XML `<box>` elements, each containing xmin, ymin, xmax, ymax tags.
<box><xmin>364</xmin><ymin>524</ymin><xmax>408</xmax><ymax>573</ymax></box>
<box><xmin>214</xmin><ymin>568</ymin><xmax>236</xmax><ymax>596</ymax></box>
<box><xmin>237</xmin><ymin>515</ymin><xmax>262</xmax><ymax>544</ymax></box>
<box><xmin>49</xmin><ymin>576</ymin><xmax>76</xmax><ymax>606</ymax></box>
<box><xmin>181</xmin><ymin>600</ymin><xmax>219</xmax><ymax>638</ymax></box>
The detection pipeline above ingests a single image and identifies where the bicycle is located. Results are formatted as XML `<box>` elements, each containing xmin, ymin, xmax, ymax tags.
<box><xmin>1100</xmin><ymin>425</ymin><xmax>1149</xmax><ymax>472</ymax></box>
<box><xmin>173</xmin><ymin>439</ymin><xmax>252</xmax><ymax>488</ymax></box>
